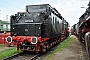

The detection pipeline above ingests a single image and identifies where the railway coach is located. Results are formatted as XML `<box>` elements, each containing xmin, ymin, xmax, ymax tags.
<box><xmin>6</xmin><ymin>4</ymin><xmax>69</xmax><ymax>53</ymax></box>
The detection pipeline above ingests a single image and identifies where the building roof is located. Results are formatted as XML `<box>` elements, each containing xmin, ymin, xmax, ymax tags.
<box><xmin>0</xmin><ymin>20</ymin><xmax>10</xmax><ymax>24</ymax></box>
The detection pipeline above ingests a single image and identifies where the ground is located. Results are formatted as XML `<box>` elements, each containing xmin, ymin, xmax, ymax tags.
<box><xmin>49</xmin><ymin>35</ymin><xmax>89</xmax><ymax>60</ymax></box>
<box><xmin>0</xmin><ymin>46</ymin><xmax>13</xmax><ymax>52</ymax></box>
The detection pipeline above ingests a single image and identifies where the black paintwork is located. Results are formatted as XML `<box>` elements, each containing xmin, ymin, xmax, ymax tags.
<box><xmin>10</xmin><ymin>4</ymin><xmax>67</xmax><ymax>38</ymax></box>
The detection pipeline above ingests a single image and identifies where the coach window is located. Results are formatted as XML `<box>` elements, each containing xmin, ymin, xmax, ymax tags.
<box><xmin>3</xmin><ymin>25</ymin><xmax>6</xmax><ymax>29</ymax></box>
<box><xmin>8</xmin><ymin>25</ymin><xmax>10</xmax><ymax>30</ymax></box>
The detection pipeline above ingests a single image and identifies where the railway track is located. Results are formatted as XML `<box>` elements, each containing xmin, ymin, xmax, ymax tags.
<box><xmin>3</xmin><ymin>51</ymin><xmax>40</xmax><ymax>60</ymax></box>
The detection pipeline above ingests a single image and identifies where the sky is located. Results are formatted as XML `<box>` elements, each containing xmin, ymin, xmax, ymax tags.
<box><xmin>0</xmin><ymin>0</ymin><xmax>89</xmax><ymax>27</ymax></box>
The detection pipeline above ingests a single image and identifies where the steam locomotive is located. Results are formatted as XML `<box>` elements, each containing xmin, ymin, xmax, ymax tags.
<box><xmin>72</xmin><ymin>1</ymin><xmax>90</xmax><ymax>57</ymax></box>
<box><xmin>71</xmin><ymin>23</ymin><xmax>79</xmax><ymax>36</ymax></box>
<box><xmin>6</xmin><ymin>4</ymin><xmax>69</xmax><ymax>53</ymax></box>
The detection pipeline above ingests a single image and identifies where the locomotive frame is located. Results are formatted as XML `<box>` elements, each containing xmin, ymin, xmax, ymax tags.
<box><xmin>6</xmin><ymin>4</ymin><xmax>69</xmax><ymax>53</ymax></box>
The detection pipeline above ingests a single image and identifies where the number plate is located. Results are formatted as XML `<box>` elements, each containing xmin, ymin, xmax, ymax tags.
<box><xmin>25</xmin><ymin>20</ymin><xmax>33</xmax><ymax>22</ymax></box>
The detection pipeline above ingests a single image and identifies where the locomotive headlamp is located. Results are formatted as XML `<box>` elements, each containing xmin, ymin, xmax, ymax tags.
<box><xmin>39</xmin><ymin>27</ymin><xmax>41</xmax><ymax>30</ymax></box>
<box><xmin>12</xmin><ymin>27</ymin><xmax>15</xmax><ymax>29</ymax></box>
<box><xmin>24</xmin><ymin>14</ymin><xmax>26</xmax><ymax>16</ymax></box>
<box><xmin>19</xmin><ymin>14</ymin><xmax>20</xmax><ymax>16</ymax></box>
<box><xmin>6</xmin><ymin>36</ymin><xmax>12</xmax><ymax>43</ymax></box>
<box><xmin>31</xmin><ymin>37</ymin><xmax>38</xmax><ymax>44</ymax></box>
<box><xmin>38</xmin><ymin>13</ymin><xmax>40</xmax><ymax>16</ymax></box>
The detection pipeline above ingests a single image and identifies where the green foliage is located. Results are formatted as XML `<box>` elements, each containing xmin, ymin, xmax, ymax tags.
<box><xmin>0</xmin><ymin>47</ymin><xmax>21</xmax><ymax>60</ymax></box>
<box><xmin>44</xmin><ymin>36</ymin><xmax>72</xmax><ymax>60</ymax></box>
<box><xmin>0</xmin><ymin>44</ymin><xmax>5</xmax><ymax>47</ymax></box>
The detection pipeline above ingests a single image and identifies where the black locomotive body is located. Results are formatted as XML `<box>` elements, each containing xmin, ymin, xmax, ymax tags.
<box><xmin>71</xmin><ymin>23</ymin><xmax>79</xmax><ymax>36</ymax></box>
<box><xmin>6</xmin><ymin>4</ymin><xmax>69</xmax><ymax>53</ymax></box>
<box><xmin>72</xmin><ymin>1</ymin><xmax>90</xmax><ymax>57</ymax></box>
<box><xmin>78</xmin><ymin>5</ymin><xmax>90</xmax><ymax>43</ymax></box>
<box><xmin>11</xmin><ymin>4</ymin><xmax>63</xmax><ymax>38</ymax></box>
